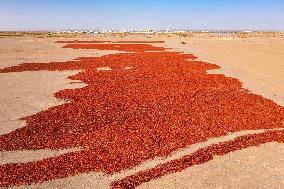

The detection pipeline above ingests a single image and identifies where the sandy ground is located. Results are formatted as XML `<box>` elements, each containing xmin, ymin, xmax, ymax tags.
<box><xmin>0</xmin><ymin>35</ymin><xmax>283</xmax><ymax>188</ymax></box>
<box><xmin>0</xmin><ymin>38</ymin><xmax>120</xmax><ymax>135</ymax></box>
<box><xmin>147</xmin><ymin>36</ymin><xmax>284</xmax><ymax>189</ymax></box>
<box><xmin>139</xmin><ymin>142</ymin><xmax>284</xmax><ymax>189</ymax></box>
<box><xmin>164</xmin><ymin>37</ymin><xmax>284</xmax><ymax>106</ymax></box>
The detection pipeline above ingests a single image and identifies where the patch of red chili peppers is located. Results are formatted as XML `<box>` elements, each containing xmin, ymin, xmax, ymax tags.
<box><xmin>55</xmin><ymin>40</ymin><xmax>165</xmax><ymax>43</ymax></box>
<box><xmin>62</xmin><ymin>43</ymin><xmax>167</xmax><ymax>52</ymax></box>
<box><xmin>0</xmin><ymin>41</ymin><xmax>283</xmax><ymax>188</ymax></box>
<box><xmin>112</xmin><ymin>130</ymin><xmax>284</xmax><ymax>189</ymax></box>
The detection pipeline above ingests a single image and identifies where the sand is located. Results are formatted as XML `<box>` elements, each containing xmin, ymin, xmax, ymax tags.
<box><xmin>164</xmin><ymin>37</ymin><xmax>284</xmax><ymax>106</ymax></box>
<box><xmin>138</xmin><ymin>142</ymin><xmax>284</xmax><ymax>189</ymax></box>
<box><xmin>0</xmin><ymin>34</ymin><xmax>283</xmax><ymax>188</ymax></box>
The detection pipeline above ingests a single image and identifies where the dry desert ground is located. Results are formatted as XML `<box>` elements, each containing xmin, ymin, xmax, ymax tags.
<box><xmin>0</xmin><ymin>33</ymin><xmax>283</xmax><ymax>188</ymax></box>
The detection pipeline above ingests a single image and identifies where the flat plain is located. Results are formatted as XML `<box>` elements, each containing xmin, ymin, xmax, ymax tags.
<box><xmin>0</xmin><ymin>32</ymin><xmax>283</xmax><ymax>188</ymax></box>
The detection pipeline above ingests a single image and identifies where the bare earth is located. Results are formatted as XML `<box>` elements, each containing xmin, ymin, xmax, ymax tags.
<box><xmin>0</xmin><ymin>34</ymin><xmax>283</xmax><ymax>188</ymax></box>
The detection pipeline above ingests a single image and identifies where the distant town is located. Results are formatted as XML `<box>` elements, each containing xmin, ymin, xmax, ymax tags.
<box><xmin>53</xmin><ymin>29</ymin><xmax>255</xmax><ymax>34</ymax></box>
<box><xmin>1</xmin><ymin>29</ymin><xmax>283</xmax><ymax>39</ymax></box>
<box><xmin>0</xmin><ymin>29</ymin><xmax>262</xmax><ymax>34</ymax></box>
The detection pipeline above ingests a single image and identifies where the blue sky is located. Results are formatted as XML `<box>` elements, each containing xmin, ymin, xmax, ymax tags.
<box><xmin>0</xmin><ymin>0</ymin><xmax>284</xmax><ymax>31</ymax></box>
